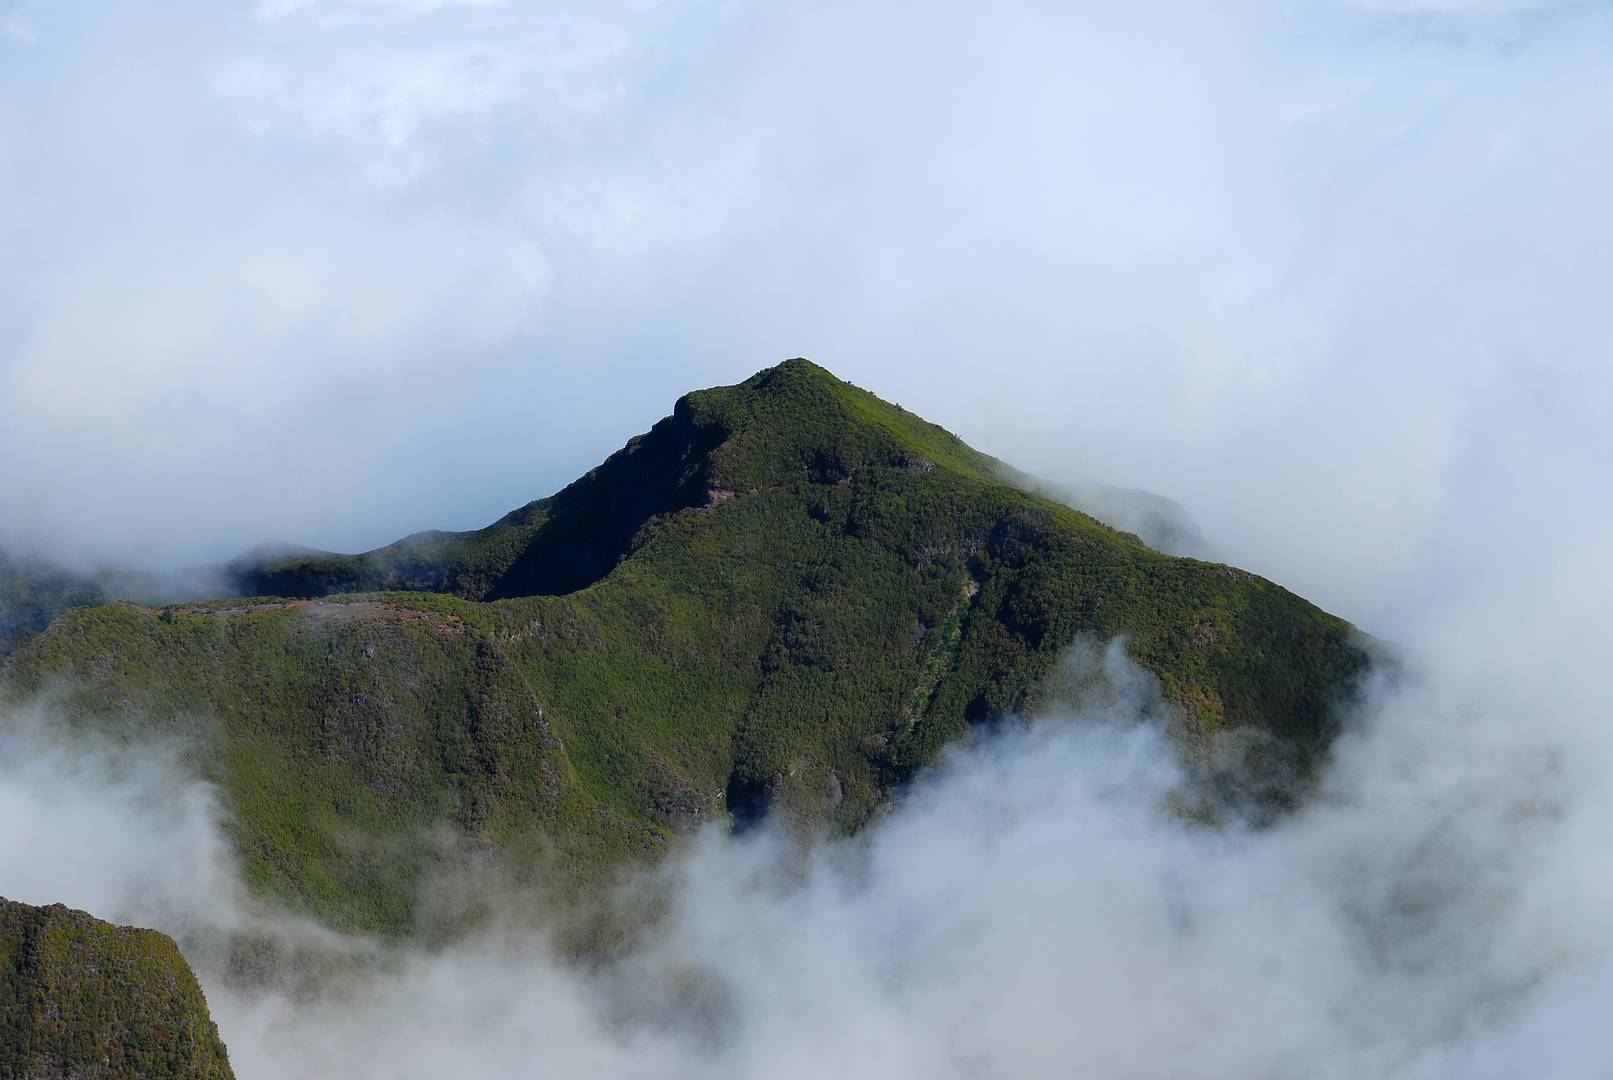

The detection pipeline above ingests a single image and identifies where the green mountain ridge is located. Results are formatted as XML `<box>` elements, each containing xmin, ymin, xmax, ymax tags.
<box><xmin>2</xmin><ymin>360</ymin><xmax>1369</xmax><ymax>939</ymax></box>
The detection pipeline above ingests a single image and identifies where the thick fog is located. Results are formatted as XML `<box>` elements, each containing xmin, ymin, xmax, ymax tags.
<box><xmin>2</xmin><ymin>0</ymin><xmax>1610</xmax><ymax>627</ymax></box>
<box><xmin>3</xmin><ymin>0</ymin><xmax>1612</xmax><ymax>1076</ymax></box>
<box><xmin>3</xmin><ymin>603</ymin><xmax>1609</xmax><ymax>1078</ymax></box>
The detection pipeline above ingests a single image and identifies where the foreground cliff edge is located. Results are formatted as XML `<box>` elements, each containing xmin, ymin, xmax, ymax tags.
<box><xmin>3</xmin><ymin>360</ymin><xmax>1370</xmax><ymax>938</ymax></box>
<box><xmin>0</xmin><ymin>898</ymin><xmax>234</xmax><ymax>1080</ymax></box>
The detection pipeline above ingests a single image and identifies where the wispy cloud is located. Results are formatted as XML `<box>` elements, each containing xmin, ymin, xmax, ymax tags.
<box><xmin>3</xmin><ymin>4</ymin><xmax>1610</xmax><ymax>1075</ymax></box>
<box><xmin>255</xmin><ymin>0</ymin><xmax>507</xmax><ymax>21</ymax></box>
<box><xmin>1351</xmin><ymin>0</ymin><xmax>1548</xmax><ymax>12</ymax></box>
<box><xmin>1</xmin><ymin>0</ymin><xmax>1609</xmax><ymax>620</ymax></box>
<box><xmin>2</xmin><ymin>14</ymin><xmax>34</xmax><ymax>43</ymax></box>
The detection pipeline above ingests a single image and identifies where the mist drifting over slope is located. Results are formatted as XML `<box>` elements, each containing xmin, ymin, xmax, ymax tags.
<box><xmin>4</xmin><ymin>582</ymin><xmax>1610</xmax><ymax>1079</ymax></box>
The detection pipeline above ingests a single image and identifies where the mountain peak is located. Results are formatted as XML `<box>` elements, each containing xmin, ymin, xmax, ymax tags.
<box><xmin>227</xmin><ymin>360</ymin><xmax>1014</xmax><ymax>600</ymax></box>
<box><xmin>19</xmin><ymin>361</ymin><xmax>1367</xmax><ymax>938</ymax></box>
<box><xmin>758</xmin><ymin>355</ymin><xmax>833</xmax><ymax>381</ymax></box>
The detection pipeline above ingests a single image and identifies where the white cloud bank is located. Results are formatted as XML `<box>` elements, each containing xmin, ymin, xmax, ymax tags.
<box><xmin>3</xmin><ymin>614</ymin><xmax>1609</xmax><ymax>1077</ymax></box>
<box><xmin>2</xmin><ymin>4</ymin><xmax>1611</xmax><ymax>1073</ymax></box>
<box><xmin>2</xmin><ymin>0</ymin><xmax>1610</xmax><ymax>628</ymax></box>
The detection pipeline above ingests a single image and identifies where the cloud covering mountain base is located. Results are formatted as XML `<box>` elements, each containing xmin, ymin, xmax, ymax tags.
<box><xmin>3</xmin><ymin>627</ymin><xmax>1606</xmax><ymax>1079</ymax></box>
<box><xmin>3</xmin><ymin>2</ymin><xmax>1612</xmax><ymax>1075</ymax></box>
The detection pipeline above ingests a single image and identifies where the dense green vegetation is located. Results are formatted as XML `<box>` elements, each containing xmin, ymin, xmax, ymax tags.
<box><xmin>2</xmin><ymin>360</ymin><xmax>1368</xmax><ymax>939</ymax></box>
<box><xmin>0</xmin><ymin>898</ymin><xmax>234</xmax><ymax>1080</ymax></box>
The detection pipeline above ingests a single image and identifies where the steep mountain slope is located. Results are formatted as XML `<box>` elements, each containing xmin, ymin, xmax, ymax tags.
<box><xmin>3</xmin><ymin>361</ymin><xmax>1368</xmax><ymax>937</ymax></box>
<box><xmin>0</xmin><ymin>898</ymin><xmax>234</xmax><ymax>1080</ymax></box>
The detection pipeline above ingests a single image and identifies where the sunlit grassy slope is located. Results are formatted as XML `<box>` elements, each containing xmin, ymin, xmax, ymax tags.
<box><xmin>4</xmin><ymin>360</ymin><xmax>1367</xmax><ymax>937</ymax></box>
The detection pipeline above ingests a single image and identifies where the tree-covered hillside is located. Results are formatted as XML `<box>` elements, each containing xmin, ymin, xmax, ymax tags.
<box><xmin>0</xmin><ymin>898</ymin><xmax>234</xmax><ymax>1080</ymax></box>
<box><xmin>3</xmin><ymin>360</ymin><xmax>1368</xmax><ymax>938</ymax></box>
